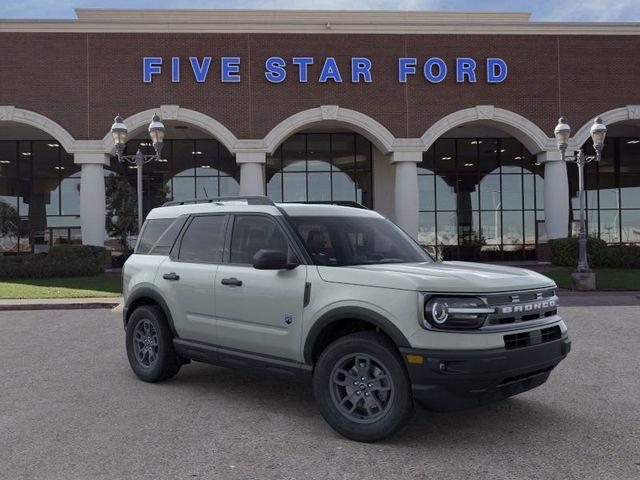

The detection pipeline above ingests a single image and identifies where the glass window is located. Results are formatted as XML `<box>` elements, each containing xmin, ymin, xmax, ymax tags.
<box><xmin>500</xmin><ymin>138</ymin><xmax>523</xmax><ymax>174</ymax></box>
<box><xmin>179</xmin><ymin>215</ymin><xmax>227</xmax><ymax>263</ymax></box>
<box><xmin>435</xmin><ymin>176</ymin><xmax>456</xmax><ymax>210</ymax></box>
<box><xmin>136</xmin><ymin>218</ymin><xmax>174</xmax><ymax>254</ymax></box>
<box><xmin>456</xmin><ymin>138</ymin><xmax>478</xmax><ymax>172</ymax></box>
<box><xmin>149</xmin><ymin>216</ymin><xmax>188</xmax><ymax>255</ymax></box>
<box><xmin>331</xmin><ymin>134</ymin><xmax>355</xmax><ymax>171</ymax></box>
<box><xmin>307</xmin><ymin>134</ymin><xmax>331</xmax><ymax>171</ymax></box>
<box><xmin>418</xmin><ymin>175</ymin><xmax>435</xmax><ymax>211</ymax></box>
<box><xmin>501</xmin><ymin>175</ymin><xmax>523</xmax><ymax>210</ymax></box>
<box><xmin>230</xmin><ymin>215</ymin><xmax>288</xmax><ymax>264</ymax></box>
<box><xmin>419</xmin><ymin>148</ymin><xmax>434</xmax><ymax>173</ymax></box>
<box><xmin>173</xmin><ymin>140</ymin><xmax>195</xmax><ymax>177</ymax></box>
<box><xmin>289</xmin><ymin>215</ymin><xmax>431</xmax><ymax>266</ymax></box>
<box><xmin>477</xmin><ymin>139</ymin><xmax>498</xmax><ymax>174</ymax></box>
<box><xmin>282</xmin><ymin>135</ymin><xmax>306</xmax><ymax>172</ymax></box>
<box><xmin>621</xmin><ymin>210</ymin><xmax>640</xmax><ymax>243</ymax></box>
<box><xmin>435</xmin><ymin>139</ymin><xmax>456</xmax><ymax>175</ymax></box>
<box><xmin>599</xmin><ymin>210</ymin><xmax>620</xmax><ymax>243</ymax></box>
<box><xmin>308</xmin><ymin>172</ymin><xmax>331</xmax><ymax>201</ymax></box>
<box><xmin>282</xmin><ymin>173</ymin><xmax>307</xmax><ymax>202</ymax></box>
<box><xmin>31</xmin><ymin>141</ymin><xmax>59</xmax><ymax>177</ymax></box>
<box><xmin>0</xmin><ymin>141</ymin><xmax>18</xmax><ymax>177</ymax></box>
<box><xmin>196</xmin><ymin>176</ymin><xmax>219</xmax><ymax>199</ymax></box>
<box><xmin>265</xmin><ymin>133</ymin><xmax>372</xmax><ymax>208</ymax></box>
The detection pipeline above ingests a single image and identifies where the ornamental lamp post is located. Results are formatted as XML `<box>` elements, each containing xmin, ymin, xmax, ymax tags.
<box><xmin>553</xmin><ymin>116</ymin><xmax>607</xmax><ymax>282</ymax></box>
<box><xmin>110</xmin><ymin>114</ymin><xmax>165</xmax><ymax>233</ymax></box>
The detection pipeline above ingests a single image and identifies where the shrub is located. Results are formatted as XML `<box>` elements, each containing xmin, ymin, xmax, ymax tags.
<box><xmin>0</xmin><ymin>245</ymin><xmax>106</xmax><ymax>279</ymax></box>
<box><xmin>550</xmin><ymin>237</ymin><xmax>640</xmax><ymax>268</ymax></box>
<box><xmin>593</xmin><ymin>245</ymin><xmax>640</xmax><ymax>268</ymax></box>
<box><xmin>549</xmin><ymin>237</ymin><xmax>607</xmax><ymax>267</ymax></box>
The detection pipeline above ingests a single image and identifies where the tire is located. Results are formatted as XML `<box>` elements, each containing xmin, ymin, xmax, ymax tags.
<box><xmin>125</xmin><ymin>304</ymin><xmax>181</xmax><ymax>382</ymax></box>
<box><xmin>313</xmin><ymin>331</ymin><xmax>414</xmax><ymax>442</ymax></box>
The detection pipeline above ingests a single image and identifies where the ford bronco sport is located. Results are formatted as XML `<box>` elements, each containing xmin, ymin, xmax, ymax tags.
<box><xmin>122</xmin><ymin>196</ymin><xmax>570</xmax><ymax>442</ymax></box>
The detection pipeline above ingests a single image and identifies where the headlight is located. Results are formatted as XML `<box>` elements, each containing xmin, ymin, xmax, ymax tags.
<box><xmin>423</xmin><ymin>297</ymin><xmax>494</xmax><ymax>330</ymax></box>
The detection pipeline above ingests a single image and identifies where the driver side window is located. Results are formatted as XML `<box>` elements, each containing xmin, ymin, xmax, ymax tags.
<box><xmin>229</xmin><ymin>215</ymin><xmax>291</xmax><ymax>264</ymax></box>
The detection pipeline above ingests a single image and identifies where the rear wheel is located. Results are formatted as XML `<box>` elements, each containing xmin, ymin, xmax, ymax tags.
<box><xmin>126</xmin><ymin>304</ymin><xmax>181</xmax><ymax>382</ymax></box>
<box><xmin>313</xmin><ymin>331</ymin><xmax>414</xmax><ymax>442</ymax></box>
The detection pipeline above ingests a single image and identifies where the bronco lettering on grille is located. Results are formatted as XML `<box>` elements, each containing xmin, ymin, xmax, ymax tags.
<box><xmin>500</xmin><ymin>299</ymin><xmax>557</xmax><ymax>314</ymax></box>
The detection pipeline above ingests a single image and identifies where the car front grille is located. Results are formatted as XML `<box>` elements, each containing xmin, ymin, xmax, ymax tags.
<box><xmin>504</xmin><ymin>325</ymin><xmax>562</xmax><ymax>350</ymax></box>
<box><xmin>483</xmin><ymin>288</ymin><xmax>558</xmax><ymax>327</ymax></box>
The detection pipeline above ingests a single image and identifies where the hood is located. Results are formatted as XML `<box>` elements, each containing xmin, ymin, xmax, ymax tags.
<box><xmin>316</xmin><ymin>261</ymin><xmax>556</xmax><ymax>293</ymax></box>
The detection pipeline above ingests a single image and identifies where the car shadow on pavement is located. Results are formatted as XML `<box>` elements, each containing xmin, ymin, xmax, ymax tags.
<box><xmin>152</xmin><ymin>362</ymin><xmax>573</xmax><ymax>444</ymax></box>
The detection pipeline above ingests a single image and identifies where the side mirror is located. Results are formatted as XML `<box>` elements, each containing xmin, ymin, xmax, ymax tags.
<box><xmin>253</xmin><ymin>249</ymin><xmax>298</xmax><ymax>270</ymax></box>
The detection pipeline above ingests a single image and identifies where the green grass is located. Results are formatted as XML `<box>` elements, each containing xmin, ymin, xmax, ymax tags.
<box><xmin>544</xmin><ymin>268</ymin><xmax>640</xmax><ymax>291</ymax></box>
<box><xmin>0</xmin><ymin>275</ymin><xmax>122</xmax><ymax>299</ymax></box>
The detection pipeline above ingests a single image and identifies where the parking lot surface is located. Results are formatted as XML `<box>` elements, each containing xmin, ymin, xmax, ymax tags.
<box><xmin>1</xmin><ymin>306</ymin><xmax>639</xmax><ymax>480</ymax></box>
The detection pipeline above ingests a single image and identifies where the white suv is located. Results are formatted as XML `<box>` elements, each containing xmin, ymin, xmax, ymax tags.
<box><xmin>122</xmin><ymin>196</ymin><xmax>570</xmax><ymax>442</ymax></box>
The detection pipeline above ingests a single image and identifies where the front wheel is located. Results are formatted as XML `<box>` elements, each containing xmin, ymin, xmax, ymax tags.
<box><xmin>312</xmin><ymin>331</ymin><xmax>414</xmax><ymax>442</ymax></box>
<box><xmin>125</xmin><ymin>304</ymin><xmax>181</xmax><ymax>382</ymax></box>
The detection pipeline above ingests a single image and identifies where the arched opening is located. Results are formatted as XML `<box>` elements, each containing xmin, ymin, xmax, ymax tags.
<box><xmin>418</xmin><ymin>123</ymin><xmax>545</xmax><ymax>261</ymax></box>
<box><xmin>572</xmin><ymin>120</ymin><xmax>640</xmax><ymax>245</ymax></box>
<box><xmin>262</xmin><ymin>107</ymin><xmax>396</xmax><ymax>214</ymax></box>
<box><xmin>106</xmin><ymin>121</ymin><xmax>239</xmax><ymax>255</ymax></box>
<box><xmin>0</xmin><ymin>122</ymin><xmax>80</xmax><ymax>254</ymax></box>
<box><xmin>265</xmin><ymin>127</ymin><xmax>375</xmax><ymax>209</ymax></box>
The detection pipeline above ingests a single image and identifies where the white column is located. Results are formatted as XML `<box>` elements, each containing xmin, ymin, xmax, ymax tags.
<box><xmin>538</xmin><ymin>151</ymin><xmax>569</xmax><ymax>239</ymax></box>
<box><xmin>391</xmin><ymin>151</ymin><xmax>421</xmax><ymax>239</ymax></box>
<box><xmin>237</xmin><ymin>151</ymin><xmax>266</xmax><ymax>196</ymax></box>
<box><xmin>75</xmin><ymin>153</ymin><xmax>109</xmax><ymax>246</ymax></box>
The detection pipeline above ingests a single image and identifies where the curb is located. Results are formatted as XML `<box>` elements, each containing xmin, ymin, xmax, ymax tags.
<box><xmin>0</xmin><ymin>299</ymin><xmax>122</xmax><ymax>312</ymax></box>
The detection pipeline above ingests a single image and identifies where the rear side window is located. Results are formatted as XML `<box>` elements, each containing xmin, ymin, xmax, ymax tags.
<box><xmin>178</xmin><ymin>215</ymin><xmax>227</xmax><ymax>263</ymax></box>
<box><xmin>136</xmin><ymin>218</ymin><xmax>174</xmax><ymax>254</ymax></box>
<box><xmin>148</xmin><ymin>216</ymin><xmax>188</xmax><ymax>256</ymax></box>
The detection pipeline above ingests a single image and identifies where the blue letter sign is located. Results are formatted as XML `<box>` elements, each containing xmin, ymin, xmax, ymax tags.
<box><xmin>487</xmin><ymin>58</ymin><xmax>508</xmax><ymax>83</ymax></box>
<box><xmin>142</xmin><ymin>56</ymin><xmax>508</xmax><ymax>84</ymax></box>
<box><xmin>265</xmin><ymin>57</ymin><xmax>287</xmax><ymax>83</ymax></box>
<box><xmin>189</xmin><ymin>57</ymin><xmax>211</xmax><ymax>83</ymax></box>
<box><xmin>143</xmin><ymin>57</ymin><xmax>162</xmax><ymax>83</ymax></box>
<box><xmin>424</xmin><ymin>58</ymin><xmax>447</xmax><ymax>83</ymax></box>
<box><xmin>319</xmin><ymin>57</ymin><xmax>343</xmax><ymax>83</ymax></box>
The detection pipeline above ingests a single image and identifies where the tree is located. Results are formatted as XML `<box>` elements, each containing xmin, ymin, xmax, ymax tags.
<box><xmin>105</xmin><ymin>175</ymin><xmax>138</xmax><ymax>253</ymax></box>
<box><xmin>0</xmin><ymin>201</ymin><xmax>21</xmax><ymax>252</ymax></box>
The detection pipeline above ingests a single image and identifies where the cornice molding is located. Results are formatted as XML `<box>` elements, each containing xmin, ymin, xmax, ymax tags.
<box><xmin>1</xmin><ymin>9</ymin><xmax>639</xmax><ymax>35</ymax></box>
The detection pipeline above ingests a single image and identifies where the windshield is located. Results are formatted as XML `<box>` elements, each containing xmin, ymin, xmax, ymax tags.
<box><xmin>287</xmin><ymin>215</ymin><xmax>433</xmax><ymax>266</ymax></box>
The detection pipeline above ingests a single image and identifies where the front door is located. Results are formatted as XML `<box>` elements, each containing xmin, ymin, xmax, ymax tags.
<box><xmin>214</xmin><ymin>214</ymin><xmax>307</xmax><ymax>361</ymax></box>
<box><xmin>156</xmin><ymin>214</ymin><xmax>229</xmax><ymax>345</ymax></box>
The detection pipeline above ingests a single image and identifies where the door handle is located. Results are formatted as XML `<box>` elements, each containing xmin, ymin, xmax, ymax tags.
<box><xmin>221</xmin><ymin>277</ymin><xmax>243</xmax><ymax>287</ymax></box>
<box><xmin>162</xmin><ymin>272</ymin><xmax>180</xmax><ymax>281</ymax></box>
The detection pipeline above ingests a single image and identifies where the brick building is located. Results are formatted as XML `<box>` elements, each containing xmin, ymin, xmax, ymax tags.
<box><xmin>1</xmin><ymin>9</ymin><xmax>639</xmax><ymax>260</ymax></box>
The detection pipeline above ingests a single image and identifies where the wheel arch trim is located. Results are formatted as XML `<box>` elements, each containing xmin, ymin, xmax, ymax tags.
<box><xmin>303</xmin><ymin>306</ymin><xmax>411</xmax><ymax>364</ymax></box>
<box><xmin>124</xmin><ymin>286</ymin><xmax>178</xmax><ymax>337</ymax></box>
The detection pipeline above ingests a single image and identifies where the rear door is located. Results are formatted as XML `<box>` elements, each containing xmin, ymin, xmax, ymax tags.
<box><xmin>156</xmin><ymin>214</ymin><xmax>229</xmax><ymax>345</ymax></box>
<box><xmin>214</xmin><ymin>214</ymin><xmax>308</xmax><ymax>361</ymax></box>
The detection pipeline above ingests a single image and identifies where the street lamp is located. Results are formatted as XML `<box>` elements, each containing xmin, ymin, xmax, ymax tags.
<box><xmin>110</xmin><ymin>113</ymin><xmax>165</xmax><ymax>232</ymax></box>
<box><xmin>554</xmin><ymin>116</ymin><xmax>607</xmax><ymax>273</ymax></box>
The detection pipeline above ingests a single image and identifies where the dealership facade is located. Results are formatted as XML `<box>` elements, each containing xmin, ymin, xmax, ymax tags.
<box><xmin>0</xmin><ymin>9</ymin><xmax>639</xmax><ymax>260</ymax></box>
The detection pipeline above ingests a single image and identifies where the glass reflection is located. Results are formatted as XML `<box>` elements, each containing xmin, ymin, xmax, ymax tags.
<box><xmin>419</xmin><ymin>136</ymin><xmax>545</xmax><ymax>260</ymax></box>
<box><xmin>265</xmin><ymin>133</ymin><xmax>373</xmax><ymax>207</ymax></box>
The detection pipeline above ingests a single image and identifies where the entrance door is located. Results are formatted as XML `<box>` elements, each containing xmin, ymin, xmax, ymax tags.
<box><xmin>214</xmin><ymin>214</ymin><xmax>307</xmax><ymax>361</ymax></box>
<box><xmin>156</xmin><ymin>214</ymin><xmax>229</xmax><ymax>345</ymax></box>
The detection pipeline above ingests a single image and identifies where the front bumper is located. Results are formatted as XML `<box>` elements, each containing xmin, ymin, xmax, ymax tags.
<box><xmin>399</xmin><ymin>334</ymin><xmax>571</xmax><ymax>411</ymax></box>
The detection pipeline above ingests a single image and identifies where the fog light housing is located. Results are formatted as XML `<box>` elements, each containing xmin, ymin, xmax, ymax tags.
<box><xmin>423</xmin><ymin>297</ymin><xmax>493</xmax><ymax>330</ymax></box>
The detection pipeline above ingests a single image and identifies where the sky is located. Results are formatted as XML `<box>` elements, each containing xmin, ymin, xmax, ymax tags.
<box><xmin>1</xmin><ymin>0</ymin><xmax>640</xmax><ymax>22</ymax></box>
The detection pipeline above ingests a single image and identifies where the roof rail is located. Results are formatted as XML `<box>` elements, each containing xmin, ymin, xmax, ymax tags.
<box><xmin>162</xmin><ymin>196</ymin><xmax>276</xmax><ymax>207</ymax></box>
<box><xmin>282</xmin><ymin>200</ymin><xmax>369</xmax><ymax>210</ymax></box>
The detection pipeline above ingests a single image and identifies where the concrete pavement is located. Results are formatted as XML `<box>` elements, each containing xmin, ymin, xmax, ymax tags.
<box><xmin>0</xmin><ymin>307</ymin><xmax>639</xmax><ymax>479</ymax></box>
